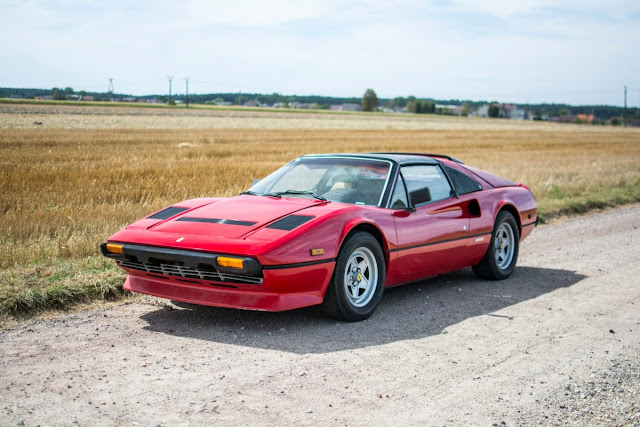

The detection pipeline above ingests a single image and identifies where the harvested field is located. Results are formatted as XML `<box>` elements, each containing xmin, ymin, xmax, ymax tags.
<box><xmin>0</xmin><ymin>103</ymin><xmax>632</xmax><ymax>132</ymax></box>
<box><xmin>1</xmin><ymin>103</ymin><xmax>639</xmax><ymax>316</ymax></box>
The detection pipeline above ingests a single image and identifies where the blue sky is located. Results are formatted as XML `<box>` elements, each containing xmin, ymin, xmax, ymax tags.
<box><xmin>1</xmin><ymin>0</ymin><xmax>639</xmax><ymax>106</ymax></box>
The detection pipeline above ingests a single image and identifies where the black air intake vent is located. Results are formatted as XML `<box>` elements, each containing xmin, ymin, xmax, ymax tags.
<box><xmin>176</xmin><ymin>217</ymin><xmax>257</xmax><ymax>226</ymax></box>
<box><xmin>148</xmin><ymin>206</ymin><xmax>189</xmax><ymax>220</ymax></box>
<box><xmin>267</xmin><ymin>215</ymin><xmax>315</xmax><ymax>231</ymax></box>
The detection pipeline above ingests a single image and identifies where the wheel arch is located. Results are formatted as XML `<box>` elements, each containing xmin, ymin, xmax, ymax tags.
<box><xmin>340</xmin><ymin>222</ymin><xmax>389</xmax><ymax>271</ymax></box>
<box><xmin>497</xmin><ymin>202</ymin><xmax>522</xmax><ymax>236</ymax></box>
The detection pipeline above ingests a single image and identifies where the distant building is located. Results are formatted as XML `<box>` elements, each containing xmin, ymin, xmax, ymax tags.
<box><xmin>435</xmin><ymin>104</ymin><xmax>462</xmax><ymax>115</ymax></box>
<box><xmin>500</xmin><ymin>104</ymin><xmax>527</xmax><ymax>120</ymax></box>
<box><xmin>577</xmin><ymin>114</ymin><xmax>594</xmax><ymax>123</ymax></box>
<box><xmin>208</xmin><ymin>98</ymin><xmax>231</xmax><ymax>106</ymax></box>
<box><xmin>475</xmin><ymin>104</ymin><xmax>490</xmax><ymax>117</ymax></box>
<box><xmin>475</xmin><ymin>103</ymin><xmax>527</xmax><ymax>119</ymax></box>
<box><xmin>289</xmin><ymin>102</ymin><xmax>313</xmax><ymax>109</ymax></box>
<box><xmin>550</xmin><ymin>115</ymin><xmax>576</xmax><ymax>123</ymax></box>
<box><xmin>341</xmin><ymin>103</ymin><xmax>362</xmax><ymax>112</ymax></box>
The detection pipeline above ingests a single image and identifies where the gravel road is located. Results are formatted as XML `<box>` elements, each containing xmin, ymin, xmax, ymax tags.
<box><xmin>1</xmin><ymin>205</ymin><xmax>639</xmax><ymax>426</ymax></box>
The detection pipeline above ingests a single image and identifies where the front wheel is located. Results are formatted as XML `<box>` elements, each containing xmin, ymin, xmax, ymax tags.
<box><xmin>472</xmin><ymin>211</ymin><xmax>520</xmax><ymax>280</ymax></box>
<box><xmin>321</xmin><ymin>232</ymin><xmax>385</xmax><ymax>322</ymax></box>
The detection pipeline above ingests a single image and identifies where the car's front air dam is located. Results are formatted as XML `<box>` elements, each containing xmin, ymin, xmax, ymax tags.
<box><xmin>123</xmin><ymin>261</ymin><xmax>335</xmax><ymax>312</ymax></box>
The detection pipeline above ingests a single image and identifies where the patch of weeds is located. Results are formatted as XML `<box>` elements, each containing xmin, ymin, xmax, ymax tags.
<box><xmin>0</xmin><ymin>256</ymin><xmax>129</xmax><ymax>319</ymax></box>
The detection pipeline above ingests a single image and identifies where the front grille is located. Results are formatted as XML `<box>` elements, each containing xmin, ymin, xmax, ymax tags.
<box><xmin>118</xmin><ymin>260</ymin><xmax>263</xmax><ymax>285</ymax></box>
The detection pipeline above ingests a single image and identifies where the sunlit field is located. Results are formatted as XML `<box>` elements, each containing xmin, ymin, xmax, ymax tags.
<box><xmin>1</xmin><ymin>103</ymin><xmax>639</xmax><ymax>315</ymax></box>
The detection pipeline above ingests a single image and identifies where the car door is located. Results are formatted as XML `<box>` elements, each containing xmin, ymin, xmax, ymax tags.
<box><xmin>390</xmin><ymin>164</ymin><xmax>471</xmax><ymax>282</ymax></box>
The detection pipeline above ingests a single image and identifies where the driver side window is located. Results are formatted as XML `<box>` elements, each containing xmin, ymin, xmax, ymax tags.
<box><xmin>401</xmin><ymin>164</ymin><xmax>453</xmax><ymax>205</ymax></box>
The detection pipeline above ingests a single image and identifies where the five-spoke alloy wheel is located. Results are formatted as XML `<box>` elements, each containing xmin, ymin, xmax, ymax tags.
<box><xmin>473</xmin><ymin>210</ymin><xmax>520</xmax><ymax>280</ymax></box>
<box><xmin>322</xmin><ymin>232</ymin><xmax>385</xmax><ymax>321</ymax></box>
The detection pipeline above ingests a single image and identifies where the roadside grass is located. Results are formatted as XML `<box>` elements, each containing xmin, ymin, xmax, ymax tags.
<box><xmin>537</xmin><ymin>179</ymin><xmax>640</xmax><ymax>222</ymax></box>
<box><xmin>1</xmin><ymin>106</ymin><xmax>639</xmax><ymax>319</ymax></box>
<box><xmin>0</xmin><ymin>256</ymin><xmax>127</xmax><ymax>319</ymax></box>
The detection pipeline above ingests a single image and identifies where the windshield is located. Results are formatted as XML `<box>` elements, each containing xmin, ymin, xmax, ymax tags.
<box><xmin>247</xmin><ymin>157</ymin><xmax>392</xmax><ymax>206</ymax></box>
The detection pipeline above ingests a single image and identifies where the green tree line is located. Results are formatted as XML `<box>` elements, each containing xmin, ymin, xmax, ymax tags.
<box><xmin>1</xmin><ymin>87</ymin><xmax>637</xmax><ymax>120</ymax></box>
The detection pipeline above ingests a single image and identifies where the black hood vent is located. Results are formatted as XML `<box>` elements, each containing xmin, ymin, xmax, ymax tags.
<box><xmin>176</xmin><ymin>217</ymin><xmax>257</xmax><ymax>226</ymax></box>
<box><xmin>267</xmin><ymin>215</ymin><xmax>315</xmax><ymax>231</ymax></box>
<box><xmin>148</xmin><ymin>206</ymin><xmax>189</xmax><ymax>220</ymax></box>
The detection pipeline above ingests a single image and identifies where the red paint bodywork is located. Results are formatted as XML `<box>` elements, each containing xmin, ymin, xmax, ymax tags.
<box><xmin>104</xmin><ymin>155</ymin><xmax>537</xmax><ymax>312</ymax></box>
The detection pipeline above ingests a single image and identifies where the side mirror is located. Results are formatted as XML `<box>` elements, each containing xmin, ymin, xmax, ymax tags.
<box><xmin>409</xmin><ymin>187</ymin><xmax>432</xmax><ymax>206</ymax></box>
<box><xmin>252</xmin><ymin>178</ymin><xmax>260</xmax><ymax>186</ymax></box>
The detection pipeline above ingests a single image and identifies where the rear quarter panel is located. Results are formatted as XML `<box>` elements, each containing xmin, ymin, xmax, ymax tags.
<box><xmin>471</xmin><ymin>186</ymin><xmax>537</xmax><ymax>239</ymax></box>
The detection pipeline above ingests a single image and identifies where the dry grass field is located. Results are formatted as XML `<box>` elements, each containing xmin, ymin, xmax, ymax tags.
<box><xmin>1</xmin><ymin>103</ymin><xmax>639</xmax><ymax>316</ymax></box>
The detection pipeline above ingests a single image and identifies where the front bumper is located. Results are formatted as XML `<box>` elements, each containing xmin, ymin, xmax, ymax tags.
<box><xmin>122</xmin><ymin>261</ymin><xmax>335</xmax><ymax>311</ymax></box>
<box><xmin>101</xmin><ymin>242</ymin><xmax>263</xmax><ymax>284</ymax></box>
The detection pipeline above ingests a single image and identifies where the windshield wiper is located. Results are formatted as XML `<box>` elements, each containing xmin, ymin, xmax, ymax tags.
<box><xmin>274</xmin><ymin>190</ymin><xmax>327</xmax><ymax>201</ymax></box>
<box><xmin>240</xmin><ymin>190</ymin><xmax>281</xmax><ymax>198</ymax></box>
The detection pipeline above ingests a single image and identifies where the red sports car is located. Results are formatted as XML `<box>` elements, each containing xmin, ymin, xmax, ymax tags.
<box><xmin>102</xmin><ymin>153</ymin><xmax>537</xmax><ymax>321</ymax></box>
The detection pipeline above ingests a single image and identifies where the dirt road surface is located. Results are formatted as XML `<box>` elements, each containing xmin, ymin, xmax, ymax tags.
<box><xmin>2</xmin><ymin>205</ymin><xmax>639</xmax><ymax>426</ymax></box>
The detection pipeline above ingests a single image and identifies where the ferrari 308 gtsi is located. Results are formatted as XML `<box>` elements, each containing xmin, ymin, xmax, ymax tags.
<box><xmin>102</xmin><ymin>153</ymin><xmax>537</xmax><ymax>321</ymax></box>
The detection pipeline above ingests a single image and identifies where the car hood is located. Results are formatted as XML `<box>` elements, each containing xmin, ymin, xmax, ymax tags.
<box><xmin>142</xmin><ymin>195</ymin><xmax>325</xmax><ymax>239</ymax></box>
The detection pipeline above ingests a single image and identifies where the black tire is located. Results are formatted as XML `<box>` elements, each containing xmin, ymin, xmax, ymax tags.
<box><xmin>472</xmin><ymin>210</ymin><xmax>520</xmax><ymax>280</ymax></box>
<box><xmin>321</xmin><ymin>232</ymin><xmax>386</xmax><ymax>322</ymax></box>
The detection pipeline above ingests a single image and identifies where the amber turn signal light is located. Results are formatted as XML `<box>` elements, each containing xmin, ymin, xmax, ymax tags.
<box><xmin>217</xmin><ymin>256</ymin><xmax>244</xmax><ymax>269</ymax></box>
<box><xmin>105</xmin><ymin>243</ymin><xmax>123</xmax><ymax>254</ymax></box>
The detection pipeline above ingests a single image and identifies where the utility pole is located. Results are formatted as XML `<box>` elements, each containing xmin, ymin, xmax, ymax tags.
<box><xmin>107</xmin><ymin>78</ymin><xmax>114</xmax><ymax>101</ymax></box>
<box><xmin>185</xmin><ymin>77</ymin><xmax>190</xmax><ymax>108</ymax></box>
<box><xmin>623</xmin><ymin>85</ymin><xmax>627</xmax><ymax>127</ymax></box>
<box><xmin>167</xmin><ymin>76</ymin><xmax>174</xmax><ymax>104</ymax></box>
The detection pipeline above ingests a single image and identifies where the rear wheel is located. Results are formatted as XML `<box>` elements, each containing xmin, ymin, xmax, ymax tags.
<box><xmin>321</xmin><ymin>232</ymin><xmax>385</xmax><ymax>322</ymax></box>
<box><xmin>472</xmin><ymin>211</ymin><xmax>519</xmax><ymax>280</ymax></box>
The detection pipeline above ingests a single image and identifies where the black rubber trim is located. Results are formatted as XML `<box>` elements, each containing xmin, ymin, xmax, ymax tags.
<box><xmin>176</xmin><ymin>217</ymin><xmax>257</xmax><ymax>226</ymax></box>
<box><xmin>388</xmin><ymin>231</ymin><xmax>492</xmax><ymax>253</ymax></box>
<box><xmin>101</xmin><ymin>243</ymin><xmax>262</xmax><ymax>276</ymax></box>
<box><xmin>267</xmin><ymin>215</ymin><xmax>315</xmax><ymax>231</ymax></box>
<box><xmin>263</xmin><ymin>258</ymin><xmax>336</xmax><ymax>270</ymax></box>
<box><xmin>522</xmin><ymin>221</ymin><xmax>537</xmax><ymax>228</ymax></box>
<box><xmin>148</xmin><ymin>206</ymin><xmax>189</xmax><ymax>220</ymax></box>
<box><xmin>369</xmin><ymin>152</ymin><xmax>464</xmax><ymax>164</ymax></box>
